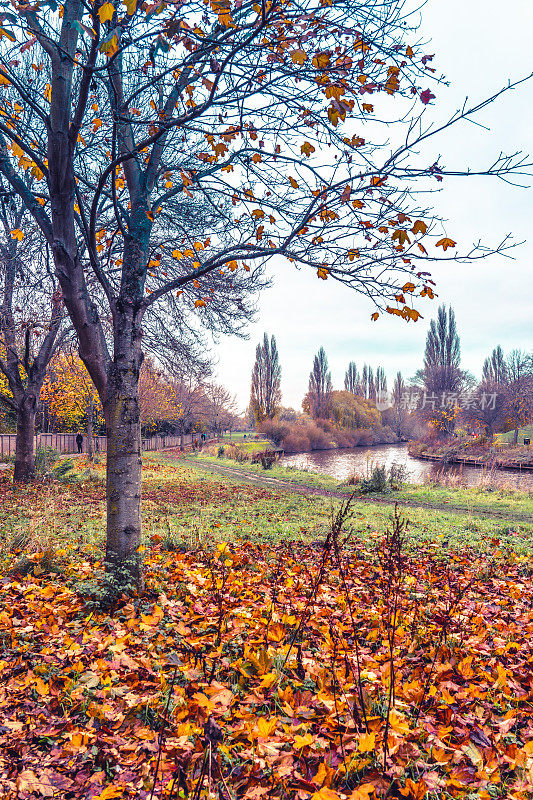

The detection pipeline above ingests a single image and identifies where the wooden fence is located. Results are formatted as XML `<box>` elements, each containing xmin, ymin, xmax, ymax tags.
<box><xmin>0</xmin><ymin>432</ymin><xmax>200</xmax><ymax>458</ymax></box>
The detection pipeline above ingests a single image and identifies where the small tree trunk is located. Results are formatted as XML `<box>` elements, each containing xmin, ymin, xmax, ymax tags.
<box><xmin>104</xmin><ymin>344</ymin><xmax>143</xmax><ymax>594</ymax></box>
<box><xmin>514</xmin><ymin>425</ymin><xmax>519</xmax><ymax>445</ymax></box>
<box><xmin>87</xmin><ymin>397</ymin><xmax>94</xmax><ymax>461</ymax></box>
<box><xmin>14</xmin><ymin>402</ymin><xmax>36</xmax><ymax>483</ymax></box>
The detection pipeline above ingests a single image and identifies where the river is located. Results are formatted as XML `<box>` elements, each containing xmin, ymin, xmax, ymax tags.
<box><xmin>280</xmin><ymin>443</ymin><xmax>533</xmax><ymax>491</ymax></box>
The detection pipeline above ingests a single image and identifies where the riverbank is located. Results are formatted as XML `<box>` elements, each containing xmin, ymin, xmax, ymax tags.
<box><xmin>408</xmin><ymin>439</ymin><xmax>533</xmax><ymax>471</ymax></box>
<box><xmin>1</xmin><ymin>453</ymin><xmax>533</xmax><ymax>799</ymax></box>
<box><xmin>177</xmin><ymin>450</ymin><xmax>533</xmax><ymax>522</ymax></box>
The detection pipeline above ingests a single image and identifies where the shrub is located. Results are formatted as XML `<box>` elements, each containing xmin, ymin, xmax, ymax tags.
<box><xmin>306</xmin><ymin>424</ymin><xmax>331</xmax><ymax>450</ymax></box>
<box><xmin>52</xmin><ymin>458</ymin><xmax>76</xmax><ymax>482</ymax></box>
<box><xmin>258</xmin><ymin>419</ymin><xmax>290</xmax><ymax>447</ymax></box>
<box><xmin>283</xmin><ymin>433</ymin><xmax>311</xmax><ymax>453</ymax></box>
<box><xmin>352</xmin><ymin>429</ymin><xmax>373</xmax><ymax>447</ymax></box>
<box><xmin>217</xmin><ymin>446</ymin><xmax>225</xmax><ymax>458</ymax></box>
<box><xmin>359</xmin><ymin>465</ymin><xmax>390</xmax><ymax>493</ymax></box>
<box><xmin>315</xmin><ymin>418</ymin><xmax>336</xmax><ymax>434</ymax></box>
<box><xmin>357</xmin><ymin>462</ymin><xmax>409</xmax><ymax>493</ymax></box>
<box><xmin>252</xmin><ymin>450</ymin><xmax>277</xmax><ymax>469</ymax></box>
<box><xmin>388</xmin><ymin>462</ymin><xmax>410</xmax><ymax>488</ymax></box>
<box><xmin>234</xmin><ymin>449</ymin><xmax>250</xmax><ymax>463</ymax></box>
<box><xmin>35</xmin><ymin>446</ymin><xmax>60</xmax><ymax>475</ymax></box>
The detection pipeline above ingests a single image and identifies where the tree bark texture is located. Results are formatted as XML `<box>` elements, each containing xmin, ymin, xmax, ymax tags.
<box><xmin>13</xmin><ymin>402</ymin><xmax>36</xmax><ymax>483</ymax></box>
<box><xmin>103</xmin><ymin>306</ymin><xmax>144</xmax><ymax>593</ymax></box>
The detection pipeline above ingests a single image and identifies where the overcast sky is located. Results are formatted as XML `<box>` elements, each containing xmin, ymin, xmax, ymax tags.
<box><xmin>210</xmin><ymin>0</ymin><xmax>533</xmax><ymax>413</ymax></box>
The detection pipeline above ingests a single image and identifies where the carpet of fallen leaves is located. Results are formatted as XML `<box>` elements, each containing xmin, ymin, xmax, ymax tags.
<box><xmin>1</xmin><ymin>502</ymin><xmax>533</xmax><ymax>800</ymax></box>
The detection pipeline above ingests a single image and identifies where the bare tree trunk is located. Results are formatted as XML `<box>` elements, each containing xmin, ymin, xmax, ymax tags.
<box><xmin>103</xmin><ymin>316</ymin><xmax>143</xmax><ymax>594</ymax></box>
<box><xmin>87</xmin><ymin>396</ymin><xmax>94</xmax><ymax>461</ymax></box>
<box><xmin>14</xmin><ymin>401</ymin><xmax>36</xmax><ymax>483</ymax></box>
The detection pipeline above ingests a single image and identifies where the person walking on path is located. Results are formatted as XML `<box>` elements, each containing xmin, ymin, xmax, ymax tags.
<box><xmin>76</xmin><ymin>433</ymin><xmax>83</xmax><ymax>454</ymax></box>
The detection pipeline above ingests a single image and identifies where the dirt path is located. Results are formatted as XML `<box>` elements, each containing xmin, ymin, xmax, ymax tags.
<box><xmin>171</xmin><ymin>454</ymin><xmax>532</xmax><ymax>524</ymax></box>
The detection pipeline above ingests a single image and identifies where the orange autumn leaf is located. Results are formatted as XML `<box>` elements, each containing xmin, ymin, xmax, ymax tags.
<box><xmin>291</xmin><ymin>50</ymin><xmax>307</xmax><ymax>65</ymax></box>
<box><xmin>357</xmin><ymin>732</ymin><xmax>376</xmax><ymax>753</ymax></box>
<box><xmin>436</xmin><ymin>237</ymin><xmax>456</xmax><ymax>251</ymax></box>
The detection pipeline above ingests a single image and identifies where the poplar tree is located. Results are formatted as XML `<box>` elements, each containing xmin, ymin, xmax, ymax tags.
<box><xmin>308</xmin><ymin>347</ymin><xmax>332</xmax><ymax>418</ymax></box>
<box><xmin>344</xmin><ymin>362</ymin><xmax>360</xmax><ymax>394</ymax></box>
<box><xmin>250</xmin><ymin>333</ymin><xmax>281</xmax><ymax>423</ymax></box>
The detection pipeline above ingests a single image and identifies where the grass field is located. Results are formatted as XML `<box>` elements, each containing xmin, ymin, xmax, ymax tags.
<box><xmin>1</xmin><ymin>452</ymin><xmax>531</xmax><ymax>574</ymax></box>
<box><xmin>496</xmin><ymin>424</ymin><xmax>533</xmax><ymax>445</ymax></box>
<box><xmin>185</xmin><ymin>450</ymin><xmax>533</xmax><ymax>520</ymax></box>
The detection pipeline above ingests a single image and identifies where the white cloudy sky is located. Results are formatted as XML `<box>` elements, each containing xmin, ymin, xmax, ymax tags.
<box><xmin>210</xmin><ymin>0</ymin><xmax>533</xmax><ymax>413</ymax></box>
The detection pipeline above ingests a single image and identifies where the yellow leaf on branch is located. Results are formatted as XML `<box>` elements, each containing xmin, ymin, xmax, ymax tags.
<box><xmin>290</xmin><ymin>50</ymin><xmax>307</xmax><ymax>65</ymax></box>
<box><xmin>98</xmin><ymin>2</ymin><xmax>115</xmax><ymax>23</ymax></box>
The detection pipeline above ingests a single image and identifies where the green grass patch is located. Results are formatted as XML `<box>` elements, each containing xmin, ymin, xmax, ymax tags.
<box><xmin>0</xmin><ymin>452</ymin><xmax>531</xmax><ymax>580</ymax></box>
<box><xmin>186</xmin><ymin>451</ymin><xmax>533</xmax><ymax>518</ymax></box>
<box><xmin>496</xmin><ymin>423</ymin><xmax>533</xmax><ymax>444</ymax></box>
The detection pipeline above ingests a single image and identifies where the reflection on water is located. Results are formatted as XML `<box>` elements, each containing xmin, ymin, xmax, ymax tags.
<box><xmin>281</xmin><ymin>444</ymin><xmax>533</xmax><ymax>491</ymax></box>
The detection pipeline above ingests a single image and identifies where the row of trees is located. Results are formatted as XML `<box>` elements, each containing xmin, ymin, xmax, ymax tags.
<box><xmin>344</xmin><ymin>362</ymin><xmax>387</xmax><ymax>401</ymax></box>
<box><xmin>1</xmin><ymin>347</ymin><xmax>239</xmax><ymax>447</ymax></box>
<box><xmin>250</xmin><ymin>310</ymin><xmax>532</xmax><ymax>444</ymax></box>
<box><xmin>250</xmin><ymin>339</ymin><xmax>391</xmax><ymax>440</ymax></box>
<box><xmin>415</xmin><ymin>305</ymin><xmax>533</xmax><ymax>439</ymax></box>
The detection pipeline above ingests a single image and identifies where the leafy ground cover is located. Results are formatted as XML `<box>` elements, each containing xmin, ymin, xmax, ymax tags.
<box><xmin>0</xmin><ymin>456</ymin><xmax>532</xmax><ymax>799</ymax></box>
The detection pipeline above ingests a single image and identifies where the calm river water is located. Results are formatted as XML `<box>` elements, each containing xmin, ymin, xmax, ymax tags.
<box><xmin>281</xmin><ymin>444</ymin><xmax>533</xmax><ymax>491</ymax></box>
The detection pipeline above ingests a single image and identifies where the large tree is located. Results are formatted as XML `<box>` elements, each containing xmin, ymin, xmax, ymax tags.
<box><xmin>361</xmin><ymin>365</ymin><xmax>369</xmax><ymax>400</ymax></box>
<box><xmin>0</xmin><ymin>0</ymin><xmax>528</xmax><ymax>589</ymax></box>
<box><xmin>463</xmin><ymin>345</ymin><xmax>510</xmax><ymax>438</ymax></box>
<box><xmin>40</xmin><ymin>349</ymin><xmax>103</xmax><ymax>455</ymax></box>
<box><xmin>367</xmin><ymin>366</ymin><xmax>376</xmax><ymax>401</ymax></box>
<box><xmin>0</xmin><ymin>194</ymin><xmax>65</xmax><ymax>481</ymax></box>
<box><xmin>250</xmin><ymin>333</ymin><xmax>282</xmax><ymax>423</ymax></box>
<box><xmin>375</xmin><ymin>366</ymin><xmax>387</xmax><ymax>398</ymax></box>
<box><xmin>390</xmin><ymin>370</ymin><xmax>409</xmax><ymax>437</ymax></box>
<box><xmin>308</xmin><ymin>347</ymin><xmax>332</xmax><ymax>418</ymax></box>
<box><xmin>200</xmin><ymin>382</ymin><xmax>238</xmax><ymax>437</ymax></box>
<box><xmin>420</xmin><ymin>305</ymin><xmax>464</xmax><ymax>395</ymax></box>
